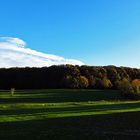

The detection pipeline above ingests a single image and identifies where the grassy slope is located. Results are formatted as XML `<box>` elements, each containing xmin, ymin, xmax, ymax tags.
<box><xmin>1</xmin><ymin>89</ymin><xmax>140</xmax><ymax>140</ymax></box>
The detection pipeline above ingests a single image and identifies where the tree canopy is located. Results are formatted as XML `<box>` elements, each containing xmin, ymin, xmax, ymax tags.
<box><xmin>0</xmin><ymin>65</ymin><xmax>140</xmax><ymax>89</ymax></box>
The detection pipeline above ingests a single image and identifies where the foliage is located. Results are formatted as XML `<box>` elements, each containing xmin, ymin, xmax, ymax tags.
<box><xmin>88</xmin><ymin>75</ymin><xmax>96</xmax><ymax>88</ymax></box>
<box><xmin>0</xmin><ymin>65</ymin><xmax>140</xmax><ymax>90</ymax></box>
<box><xmin>100</xmin><ymin>78</ymin><xmax>112</xmax><ymax>89</ymax></box>
<box><xmin>131</xmin><ymin>79</ymin><xmax>140</xmax><ymax>97</ymax></box>
<box><xmin>79</xmin><ymin>76</ymin><xmax>89</xmax><ymax>88</ymax></box>
<box><xmin>63</xmin><ymin>75</ymin><xmax>79</xmax><ymax>88</ymax></box>
<box><xmin>118</xmin><ymin>78</ymin><xmax>140</xmax><ymax>99</ymax></box>
<box><xmin>10</xmin><ymin>88</ymin><xmax>15</xmax><ymax>96</ymax></box>
<box><xmin>118</xmin><ymin>78</ymin><xmax>132</xmax><ymax>97</ymax></box>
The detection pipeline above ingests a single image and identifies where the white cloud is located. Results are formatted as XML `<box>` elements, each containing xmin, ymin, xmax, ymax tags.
<box><xmin>0</xmin><ymin>37</ymin><xmax>84</xmax><ymax>68</ymax></box>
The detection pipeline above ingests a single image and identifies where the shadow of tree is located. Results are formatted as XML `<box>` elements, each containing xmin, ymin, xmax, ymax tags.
<box><xmin>1</xmin><ymin>102</ymin><xmax>140</xmax><ymax>117</ymax></box>
<box><xmin>1</xmin><ymin>111</ymin><xmax>140</xmax><ymax>140</ymax></box>
<box><xmin>0</xmin><ymin>89</ymin><xmax>123</xmax><ymax>103</ymax></box>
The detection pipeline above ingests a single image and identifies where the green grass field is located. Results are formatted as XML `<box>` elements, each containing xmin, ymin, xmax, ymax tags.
<box><xmin>1</xmin><ymin>89</ymin><xmax>140</xmax><ymax>140</ymax></box>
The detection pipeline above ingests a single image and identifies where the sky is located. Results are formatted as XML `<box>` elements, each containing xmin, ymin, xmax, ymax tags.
<box><xmin>0</xmin><ymin>0</ymin><xmax>140</xmax><ymax>68</ymax></box>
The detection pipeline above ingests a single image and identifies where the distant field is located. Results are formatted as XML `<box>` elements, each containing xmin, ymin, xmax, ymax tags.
<box><xmin>1</xmin><ymin>89</ymin><xmax>140</xmax><ymax>140</ymax></box>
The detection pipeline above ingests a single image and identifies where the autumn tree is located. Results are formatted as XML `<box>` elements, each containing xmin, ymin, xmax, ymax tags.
<box><xmin>79</xmin><ymin>76</ymin><xmax>89</xmax><ymax>88</ymax></box>
<box><xmin>131</xmin><ymin>79</ymin><xmax>140</xmax><ymax>97</ymax></box>
<box><xmin>101</xmin><ymin>78</ymin><xmax>112</xmax><ymax>89</ymax></box>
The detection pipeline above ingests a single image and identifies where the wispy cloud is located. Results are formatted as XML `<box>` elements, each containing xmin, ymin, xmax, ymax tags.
<box><xmin>0</xmin><ymin>37</ymin><xmax>84</xmax><ymax>68</ymax></box>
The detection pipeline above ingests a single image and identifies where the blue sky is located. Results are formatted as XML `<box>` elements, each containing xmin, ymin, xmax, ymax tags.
<box><xmin>0</xmin><ymin>0</ymin><xmax>140</xmax><ymax>67</ymax></box>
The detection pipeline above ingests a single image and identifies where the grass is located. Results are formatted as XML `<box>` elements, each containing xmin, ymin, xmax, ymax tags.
<box><xmin>1</xmin><ymin>89</ymin><xmax>140</xmax><ymax>139</ymax></box>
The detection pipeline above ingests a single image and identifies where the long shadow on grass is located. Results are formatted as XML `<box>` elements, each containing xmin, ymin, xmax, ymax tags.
<box><xmin>1</xmin><ymin>102</ymin><xmax>140</xmax><ymax>116</ymax></box>
<box><xmin>1</xmin><ymin>112</ymin><xmax>140</xmax><ymax>140</ymax></box>
<box><xmin>0</xmin><ymin>90</ymin><xmax>123</xmax><ymax>103</ymax></box>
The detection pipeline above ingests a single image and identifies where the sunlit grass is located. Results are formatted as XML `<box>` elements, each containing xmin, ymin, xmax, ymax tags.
<box><xmin>1</xmin><ymin>89</ymin><xmax>140</xmax><ymax>122</ymax></box>
<box><xmin>1</xmin><ymin>89</ymin><xmax>140</xmax><ymax>139</ymax></box>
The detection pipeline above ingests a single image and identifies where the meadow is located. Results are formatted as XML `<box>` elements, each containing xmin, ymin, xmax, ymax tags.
<box><xmin>1</xmin><ymin>89</ymin><xmax>140</xmax><ymax>140</ymax></box>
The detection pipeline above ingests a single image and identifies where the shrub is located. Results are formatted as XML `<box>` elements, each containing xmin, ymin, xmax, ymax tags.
<box><xmin>131</xmin><ymin>79</ymin><xmax>140</xmax><ymax>97</ymax></box>
<box><xmin>119</xmin><ymin>78</ymin><xmax>140</xmax><ymax>99</ymax></box>
<box><xmin>10</xmin><ymin>88</ymin><xmax>15</xmax><ymax>96</ymax></box>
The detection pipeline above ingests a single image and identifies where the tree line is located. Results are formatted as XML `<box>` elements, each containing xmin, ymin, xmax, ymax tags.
<box><xmin>0</xmin><ymin>65</ymin><xmax>140</xmax><ymax>90</ymax></box>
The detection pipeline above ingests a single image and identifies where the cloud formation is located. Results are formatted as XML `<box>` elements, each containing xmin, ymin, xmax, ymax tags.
<box><xmin>0</xmin><ymin>37</ymin><xmax>84</xmax><ymax>68</ymax></box>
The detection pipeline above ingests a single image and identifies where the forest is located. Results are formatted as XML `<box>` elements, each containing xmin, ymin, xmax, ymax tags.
<box><xmin>0</xmin><ymin>65</ymin><xmax>140</xmax><ymax>90</ymax></box>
